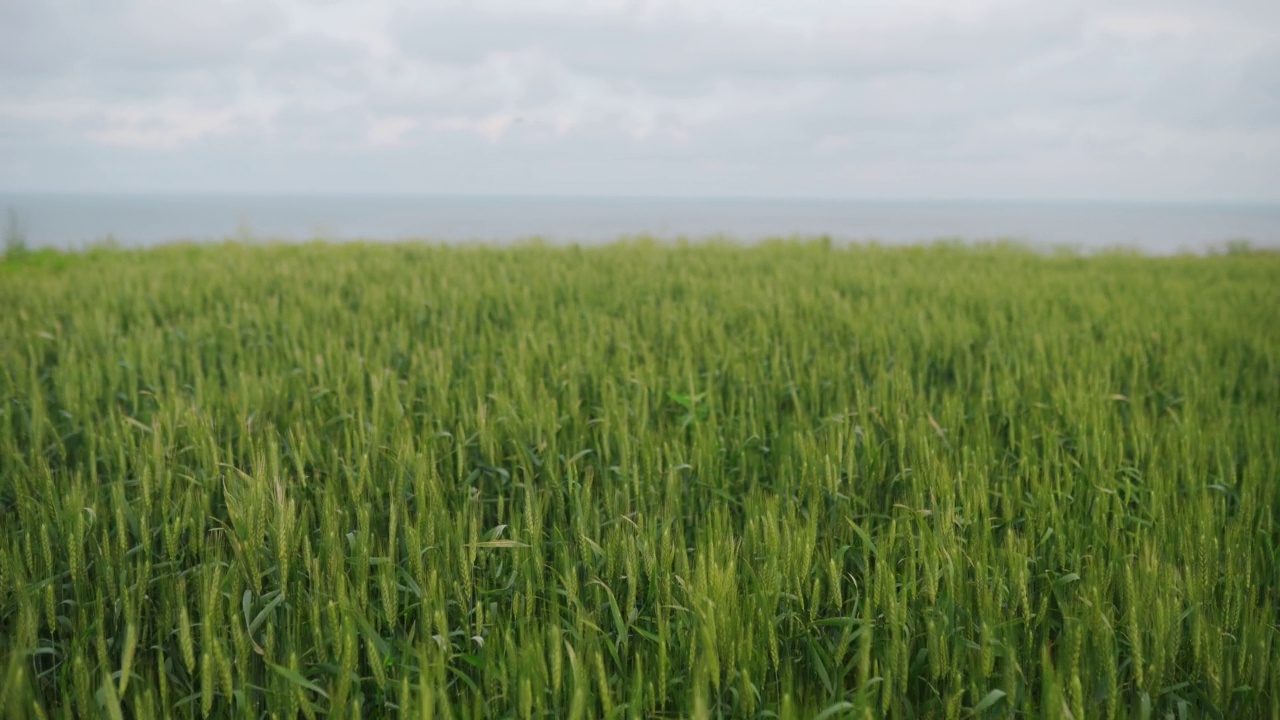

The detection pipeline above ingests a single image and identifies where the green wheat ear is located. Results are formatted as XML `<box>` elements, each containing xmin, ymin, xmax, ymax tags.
<box><xmin>0</xmin><ymin>239</ymin><xmax>1276</xmax><ymax>718</ymax></box>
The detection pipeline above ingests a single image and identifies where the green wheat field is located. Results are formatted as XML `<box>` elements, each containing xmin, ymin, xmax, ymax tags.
<box><xmin>1</xmin><ymin>240</ymin><xmax>1277</xmax><ymax>719</ymax></box>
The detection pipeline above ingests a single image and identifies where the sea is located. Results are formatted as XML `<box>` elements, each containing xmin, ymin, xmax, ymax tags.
<box><xmin>3</xmin><ymin>194</ymin><xmax>1278</xmax><ymax>255</ymax></box>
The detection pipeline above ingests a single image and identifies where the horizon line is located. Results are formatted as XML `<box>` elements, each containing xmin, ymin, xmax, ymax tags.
<box><xmin>3</xmin><ymin>191</ymin><xmax>1279</xmax><ymax>207</ymax></box>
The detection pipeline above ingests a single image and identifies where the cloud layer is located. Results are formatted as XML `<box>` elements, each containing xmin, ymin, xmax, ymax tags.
<box><xmin>2</xmin><ymin>0</ymin><xmax>1278</xmax><ymax>199</ymax></box>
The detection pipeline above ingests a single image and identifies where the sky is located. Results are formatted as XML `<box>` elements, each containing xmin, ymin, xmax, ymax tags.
<box><xmin>2</xmin><ymin>0</ymin><xmax>1279</xmax><ymax>201</ymax></box>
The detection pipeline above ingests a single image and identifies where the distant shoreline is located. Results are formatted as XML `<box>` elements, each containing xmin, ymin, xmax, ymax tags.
<box><xmin>3</xmin><ymin>194</ymin><xmax>1278</xmax><ymax>254</ymax></box>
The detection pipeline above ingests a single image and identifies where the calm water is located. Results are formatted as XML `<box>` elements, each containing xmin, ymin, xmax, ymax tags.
<box><xmin>3</xmin><ymin>194</ymin><xmax>1278</xmax><ymax>254</ymax></box>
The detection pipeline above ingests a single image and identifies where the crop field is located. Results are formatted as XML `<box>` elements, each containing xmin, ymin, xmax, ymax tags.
<box><xmin>1</xmin><ymin>240</ymin><xmax>1277</xmax><ymax>719</ymax></box>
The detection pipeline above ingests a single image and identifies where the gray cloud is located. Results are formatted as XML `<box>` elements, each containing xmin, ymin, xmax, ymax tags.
<box><xmin>0</xmin><ymin>0</ymin><xmax>1277</xmax><ymax>199</ymax></box>
<box><xmin>2</xmin><ymin>1</ymin><xmax>282</xmax><ymax>79</ymax></box>
<box><xmin>390</xmin><ymin>4</ymin><xmax>1084</xmax><ymax>80</ymax></box>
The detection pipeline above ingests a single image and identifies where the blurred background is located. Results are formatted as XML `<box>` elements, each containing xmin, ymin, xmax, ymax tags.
<box><xmin>2</xmin><ymin>0</ymin><xmax>1278</xmax><ymax>251</ymax></box>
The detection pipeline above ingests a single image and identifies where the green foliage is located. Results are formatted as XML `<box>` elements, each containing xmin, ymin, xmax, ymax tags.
<box><xmin>1</xmin><ymin>239</ymin><xmax>1278</xmax><ymax>718</ymax></box>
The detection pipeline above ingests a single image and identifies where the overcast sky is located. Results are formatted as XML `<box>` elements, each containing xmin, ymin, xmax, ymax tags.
<box><xmin>2</xmin><ymin>0</ymin><xmax>1278</xmax><ymax>200</ymax></box>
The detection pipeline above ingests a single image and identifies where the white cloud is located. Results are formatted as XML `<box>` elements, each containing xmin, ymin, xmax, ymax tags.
<box><xmin>0</xmin><ymin>0</ymin><xmax>1277</xmax><ymax>199</ymax></box>
<box><xmin>1089</xmin><ymin>12</ymin><xmax>1197</xmax><ymax>42</ymax></box>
